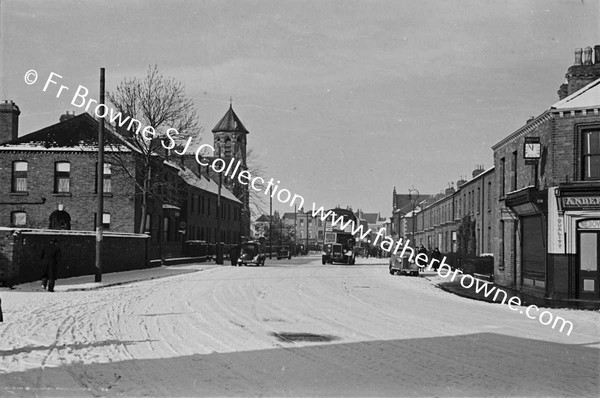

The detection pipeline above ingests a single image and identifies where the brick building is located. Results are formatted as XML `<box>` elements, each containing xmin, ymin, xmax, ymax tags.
<box><xmin>493</xmin><ymin>45</ymin><xmax>600</xmax><ymax>303</ymax></box>
<box><xmin>0</xmin><ymin>103</ymin><xmax>243</xmax><ymax>260</ymax></box>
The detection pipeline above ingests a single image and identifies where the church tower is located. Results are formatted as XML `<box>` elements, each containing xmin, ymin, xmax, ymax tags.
<box><xmin>212</xmin><ymin>103</ymin><xmax>250</xmax><ymax>238</ymax></box>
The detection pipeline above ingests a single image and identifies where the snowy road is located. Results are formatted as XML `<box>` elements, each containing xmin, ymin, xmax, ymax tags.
<box><xmin>0</xmin><ymin>255</ymin><xmax>599</xmax><ymax>396</ymax></box>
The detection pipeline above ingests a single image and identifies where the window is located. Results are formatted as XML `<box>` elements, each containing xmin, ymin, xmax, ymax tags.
<box><xmin>477</xmin><ymin>187</ymin><xmax>481</xmax><ymax>213</ymax></box>
<box><xmin>54</xmin><ymin>162</ymin><xmax>70</xmax><ymax>193</ymax></box>
<box><xmin>224</xmin><ymin>137</ymin><xmax>232</xmax><ymax>158</ymax></box>
<box><xmin>94</xmin><ymin>212</ymin><xmax>111</xmax><ymax>229</ymax></box>
<box><xmin>11</xmin><ymin>211</ymin><xmax>26</xmax><ymax>226</ymax></box>
<box><xmin>102</xmin><ymin>213</ymin><xmax>110</xmax><ymax>229</ymax></box>
<box><xmin>499</xmin><ymin>220</ymin><xmax>505</xmax><ymax>269</ymax></box>
<box><xmin>163</xmin><ymin>216</ymin><xmax>170</xmax><ymax>242</ymax></box>
<box><xmin>512</xmin><ymin>150</ymin><xmax>518</xmax><ymax>190</ymax></box>
<box><xmin>103</xmin><ymin>163</ymin><xmax>112</xmax><ymax>193</ymax></box>
<box><xmin>500</xmin><ymin>157</ymin><xmax>506</xmax><ymax>197</ymax></box>
<box><xmin>12</xmin><ymin>161</ymin><xmax>28</xmax><ymax>192</ymax></box>
<box><xmin>487</xmin><ymin>182</ymin><xmax>492</xmax><ymax>210</ymax></box>
<box><xmin>145</xmin><ymin>214</ymin><xmax>152</xmax><ymax>234</ymax></box>
<box><xmin>582</xmin><ymin>130</ymin><xmax>600</xmax><ymax>180</ymax></box>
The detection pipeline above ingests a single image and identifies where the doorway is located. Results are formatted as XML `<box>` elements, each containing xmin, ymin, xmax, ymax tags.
<box><xmin>578</xmin><ymin>226</ymin><xmax>600</xmax><ymax>300</ymax></box>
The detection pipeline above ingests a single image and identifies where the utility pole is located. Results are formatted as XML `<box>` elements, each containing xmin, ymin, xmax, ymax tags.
<box><xmin>216</xmin><ymin>147</ymin><xmax>223</xmax><ymax>264</ymax></box>
<box><xmin>408</xmin><ymin>187</ymin><xmax>419</xmax><ymax>248</ymax></box>
<box><xmin>95</xmin><ymin>67</ymin><xmax>105</xmax><ymax>283</ymax></box>
<box><xmin>306</xmin><ymin>212</ymin><xmax>309</xmax><ymax>252</ymax></box>
<box><xmin>294</xmin><ymin>204</ymin><xmax>297</xmax><ymax>255</ymax></box>
<box><xmin>269</xmin><ymin>185</ymin><xmax>272</xmax><ymax>259</ymax></box>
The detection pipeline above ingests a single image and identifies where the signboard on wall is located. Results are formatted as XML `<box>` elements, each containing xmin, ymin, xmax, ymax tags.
<box><xmin>548</xmin><ymin>188</ymin><xmax>565</xmax><ymax>254</ymax></box>
<box><xmin>562</xmin><ymin>196</ymin><xmax>600</xmax><ymax>209</ymax></box>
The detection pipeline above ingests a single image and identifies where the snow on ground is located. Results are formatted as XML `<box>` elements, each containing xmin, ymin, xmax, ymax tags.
<box><xmin>0</xmin><ymin>256</ymin><xmax>598</xmax><ymax>396</ymax></box>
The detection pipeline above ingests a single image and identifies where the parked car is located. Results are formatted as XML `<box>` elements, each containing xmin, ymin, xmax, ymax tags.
<box><xmin>389</xmin><ymin>253</ymin><xmax>419</xmax><ymax>276</ymax></box>
<box><xmin>236</xmin><ymin>242</ymin><xmax>266</xmax><ymax>266</ymax></box>
<box><xmin>277</xmin><ymin>245</ymin><xmax>292</xmax><ymax>260</ymax></box>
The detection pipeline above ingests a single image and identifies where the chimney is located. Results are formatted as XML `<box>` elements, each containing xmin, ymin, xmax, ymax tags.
<box><xmin>456</xmin><ymin>176</ymin><xmax>467</xmax><ymax>189</ymax></box>
<box><xmin>526</xmin><ymin>116</ymin><xmax>535</xmax><ymax>124</ymax></box>
<box><xmin>583</xmin><ymin>47</ymin><xmax>593</xmax><ymax>65</ymax></box>
<box><xmin>563</xmin><ymin>45</ymin><xmax>600</xmax><ymax>98</ymax></box>
<box><xmin>59</xmin><ymin>111</ymin><xmax>76</xmax><ymax>122</ymax></box>
<box><xmin>0</xmin><ymin>100</ymin><xmax>20</xmax><ymax>144</ymax></box>
<box><xmin>445</xmin><ymin>182</ymin><xmax>455</xmax><ymax>196</ymax></box>
<box><xmin>472</xmin><ymin>164</ymin><xmax>485</xmax><ymax>178</ymax></box>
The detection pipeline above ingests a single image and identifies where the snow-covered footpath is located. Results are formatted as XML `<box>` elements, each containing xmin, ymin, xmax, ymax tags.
<box><xmin>0</xmin><ymin>257</ymin><xmax>598</xmax><ymax>396</ymax></box>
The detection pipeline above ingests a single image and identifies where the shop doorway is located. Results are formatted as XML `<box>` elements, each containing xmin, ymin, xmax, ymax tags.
<box><xmin>577</xmin><ymin>221</ymin><xmax>600</xmax><ymax>300</ymax></box>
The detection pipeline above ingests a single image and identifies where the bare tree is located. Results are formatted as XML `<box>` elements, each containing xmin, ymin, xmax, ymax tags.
<box><xmin>107</xmin><ymin>65</ymin><xmax>202</xmax><ymax>233</ymax></box>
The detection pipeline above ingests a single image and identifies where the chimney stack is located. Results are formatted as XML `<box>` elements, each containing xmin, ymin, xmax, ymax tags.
<box><xmin>0</xmin><ymin>100</ymin><xmax>20</xmax><ymax>144</ymax></box>
<box><xmin>472</xmin><ymin>164</ymin><xmax>485</xmax><ymax>178</ymax></box>
<box><xmin>456</xmin><ymin>176</ymin><xmax>467</xmax><ymax>189</ymax></box>
<box><xmin>561</xmin><ymin>44</ymin><xmax>600</xmax><ymax>99</ymax></box>
<box><xmin>60</xmin><ymin>111</ymin><xmax>76</xmax><ymax>122</ymax></box>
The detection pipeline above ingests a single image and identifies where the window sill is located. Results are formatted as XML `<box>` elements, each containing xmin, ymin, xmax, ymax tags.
<box><xmin>52</xmin><ymin>193</ymin><xmax>72</xmax><ymax>197</ymax></box>
<box><xmin>10</xmin><ymin>192</ymin><xmax>29</xmax><ymax>196</ymax></box>
<box><xmin>94</xmin><ymin>193</ymin><xmax>114</xmax><ymax>197</ymax></box>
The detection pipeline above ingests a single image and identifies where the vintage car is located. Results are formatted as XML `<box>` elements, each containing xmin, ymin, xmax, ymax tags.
<box><xmin>389</xmin><ymin>253</ymin><xmax>419</xmax><ymax>276</ymax></box>
<box><xmin>277</xmin><ymin>245</ymin><xmax>292</xmax><ymax>260</ymax></box>
<box><xmin>236</xmin><ymin>242</ymin><xmax>266</xmax><ymax>267</ymax></box>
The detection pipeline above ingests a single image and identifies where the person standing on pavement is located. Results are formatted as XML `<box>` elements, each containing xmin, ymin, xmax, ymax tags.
<box><xmin>431</xmin><ymin>247</ymin><xmax>442</xmax><ymax>270</ymax></box>
<box><xmin>41</xmin><ymin>239</ymin><xmax>62</xmax><ymax>292</ymax></box>
<box><xmin>418</xmin><ymin>244</ymin><xmax>428</xmax><ymax>258</ymax></box>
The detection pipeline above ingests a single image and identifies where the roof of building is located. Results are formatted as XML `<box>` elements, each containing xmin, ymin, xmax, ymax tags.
<box><xmin>0</xmin><ymin>113</ymin><xmax>130</xmax><ymax>152</ymax></box>
<box><xmin>211</xmin><ymin>104</ymin><xmax>249</xmax><ymax>134</ymax></box>
<box><xmin>176</xmin><ymin>165</ymin><xmax>240</xmax><ymax>203</ymax></box>
<box><xmin>255</xmin><ymin>214</ymin><xmax>272</xmax><ymax>222</ymax></box>
<box><xmin>552</xmin><ymin>77</ymin><xmax>600</xmax><ymax>111</ymax></box>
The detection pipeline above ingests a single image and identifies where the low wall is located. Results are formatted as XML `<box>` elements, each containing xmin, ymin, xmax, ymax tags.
<box><xmin>0</xmin><ymin>228</ymin><xmax>150</xmax><ymax>286</ymax></box>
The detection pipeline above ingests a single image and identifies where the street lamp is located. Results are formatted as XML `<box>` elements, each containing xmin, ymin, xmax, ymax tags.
<box><xmin>408</xmin><ymin>188</ymin><xmax>419</xmax><ymax>248</ymax></box>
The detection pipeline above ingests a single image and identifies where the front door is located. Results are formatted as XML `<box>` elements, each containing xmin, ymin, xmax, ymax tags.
<box><xmin>577</xmin><ymin>226</ymin><xmax>600</xmax><ymax>300</ymax></box>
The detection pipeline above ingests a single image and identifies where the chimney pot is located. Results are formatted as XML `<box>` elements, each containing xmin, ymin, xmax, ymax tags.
<box><xmin>595</xmin><ymin>45</ymin><xmax>600</xmax><ymax>64</ymax></box>
<box><xmin>583</xmin><ymin>46</ymin><xmax>593</xmax><ymax>65</ymax></box>
<box><xmin>574</xmin><ymin>48</ymin><xmax>583</xmax><ymax>65</ymax></box>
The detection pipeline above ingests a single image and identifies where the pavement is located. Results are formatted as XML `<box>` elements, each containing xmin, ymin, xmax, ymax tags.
<box><xmin>1</xmin><ymin>261</ymin><xmax>222</xmax><ymax>293</ymax></box>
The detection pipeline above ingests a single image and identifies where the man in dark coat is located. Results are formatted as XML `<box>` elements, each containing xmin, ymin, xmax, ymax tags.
<box><xmin>431</xmin><ymin>247</ymin><xmax>442</xmax><ymax>270</ymax></box>
<box><xmin>41</xmin><ymin>239</ymin><xmax>61</xmax><ymax>292</ymax></box>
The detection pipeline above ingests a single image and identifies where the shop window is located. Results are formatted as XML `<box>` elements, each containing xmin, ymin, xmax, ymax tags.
<box><xmin>11</xmin><ymin>211</ymin><xmax>26</xmax><ymax>226</ymax></box>
<box><xmin>12</xmin><ymin>161</ymin><xmax>28</xmax><ymax>192</ymax></box>
<box><xmin>582</xmin><ymin>130</ymin><xmax>600</xmax><ymax>180</ymax></box>
<box><xmin>54</xmin><ymin>162</ymin><xmax>70</xmax><ymax>193</ymax></box>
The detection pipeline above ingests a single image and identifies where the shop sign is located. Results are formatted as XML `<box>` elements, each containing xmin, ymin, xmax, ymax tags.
<box><xmin>562</xmin><ymin>196</ymin><xmax>600</xmax><ymax>209</ymax></box>
<box><xmin>578</xmin><ymin>220</ymin><xmax>600</xmax><ymax>229</ymax></box>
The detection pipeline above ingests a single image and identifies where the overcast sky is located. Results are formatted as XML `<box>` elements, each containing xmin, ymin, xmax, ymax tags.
<box><xmin>1</xmin><ymin>0</ymin><xmax>599</xmax><ymax>217</ymax></box>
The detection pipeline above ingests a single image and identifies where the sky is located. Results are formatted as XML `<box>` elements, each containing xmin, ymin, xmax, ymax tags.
<box><xmin>1</xmin><ymin>0</ymin><xmax>599</xmax><ymax>218</ymax></box>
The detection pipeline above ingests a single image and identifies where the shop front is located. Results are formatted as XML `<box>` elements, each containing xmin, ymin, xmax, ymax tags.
<box><xmin>549</xmin><ymin>184</ymin><xmax>600</xmax><ymax>302</ymax></box>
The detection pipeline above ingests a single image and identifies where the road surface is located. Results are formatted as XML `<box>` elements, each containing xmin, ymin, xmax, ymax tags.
<box><xmin>0</xmin><ymin>255</ymin><xmax>598</xmax><ymax>396</ymax></box>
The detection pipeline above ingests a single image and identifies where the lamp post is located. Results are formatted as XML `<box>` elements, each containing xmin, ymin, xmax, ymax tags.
<box><xmin>408</xmin><ymin>188</ymin><xmax>419</xmax><ymax>248</ymax></box>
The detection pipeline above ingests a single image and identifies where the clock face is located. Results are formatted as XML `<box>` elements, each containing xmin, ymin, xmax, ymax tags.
<box><xmin>524</xmin><ymin>142</ymin><xmax>541</xmax><ymax>158</ymax></box>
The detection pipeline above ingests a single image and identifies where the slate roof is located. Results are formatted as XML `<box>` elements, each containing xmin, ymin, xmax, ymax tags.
<box><xmin>176</xmin><ymin>166</ymin><xmax>240</xmax><ymax>203</ymax></box>
<box><xmin>211</xmin><ymin>104</ymin><xmax>249</xmax><ymax>134</ymax></box>
<box><xmin>0</xmin><ymin>113</ymin><xmax>129</xmax><ymax>151</ymax></box>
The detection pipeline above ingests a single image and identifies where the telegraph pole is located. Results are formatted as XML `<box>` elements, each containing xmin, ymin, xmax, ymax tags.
<box><xmin>269</xmin><ymin>185</ymin><xmax>272</xmax><ymax>259</ymax></box>
<box><xmin>95</xmin><ymin>67</ymin><xmax>105</xmax><ymax>282</ymax></box>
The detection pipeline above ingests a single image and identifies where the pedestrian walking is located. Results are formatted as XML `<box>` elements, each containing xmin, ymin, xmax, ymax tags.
<box><xmin>418</xmin><ymin>244</ymin><xmax>428</xmax><ymax>258</ymax></box>
<box><xmin>41</xmin><ymin>239</ymin><xmax>62</xmax><ymax>292</ymax></box>
<box><xmin>431</xmin><ymin>247</ymin><xmax>442</xmax><ymax>270</ymax></box>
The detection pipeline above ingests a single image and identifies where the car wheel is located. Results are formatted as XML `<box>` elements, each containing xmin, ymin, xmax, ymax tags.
<box><xmin>389</xmin><ymin>267</ymin><xmax>394</xmax><ymax>275</ymax></box>
<box><xmin>322</xmin><ymin>256</ymin><xmax>326</xmax><ymax>265</ymax></box>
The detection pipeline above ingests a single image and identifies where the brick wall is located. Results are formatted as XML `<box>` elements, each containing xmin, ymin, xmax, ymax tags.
<box><xmin>0</xmin><ymin>151</ymin><xmax>136</xmax><ymax>232</ymax></box>
<box><xmin>0</xmin><ymin>228</ymin><xmax>150</xmax><ymax>286</ymax></box>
